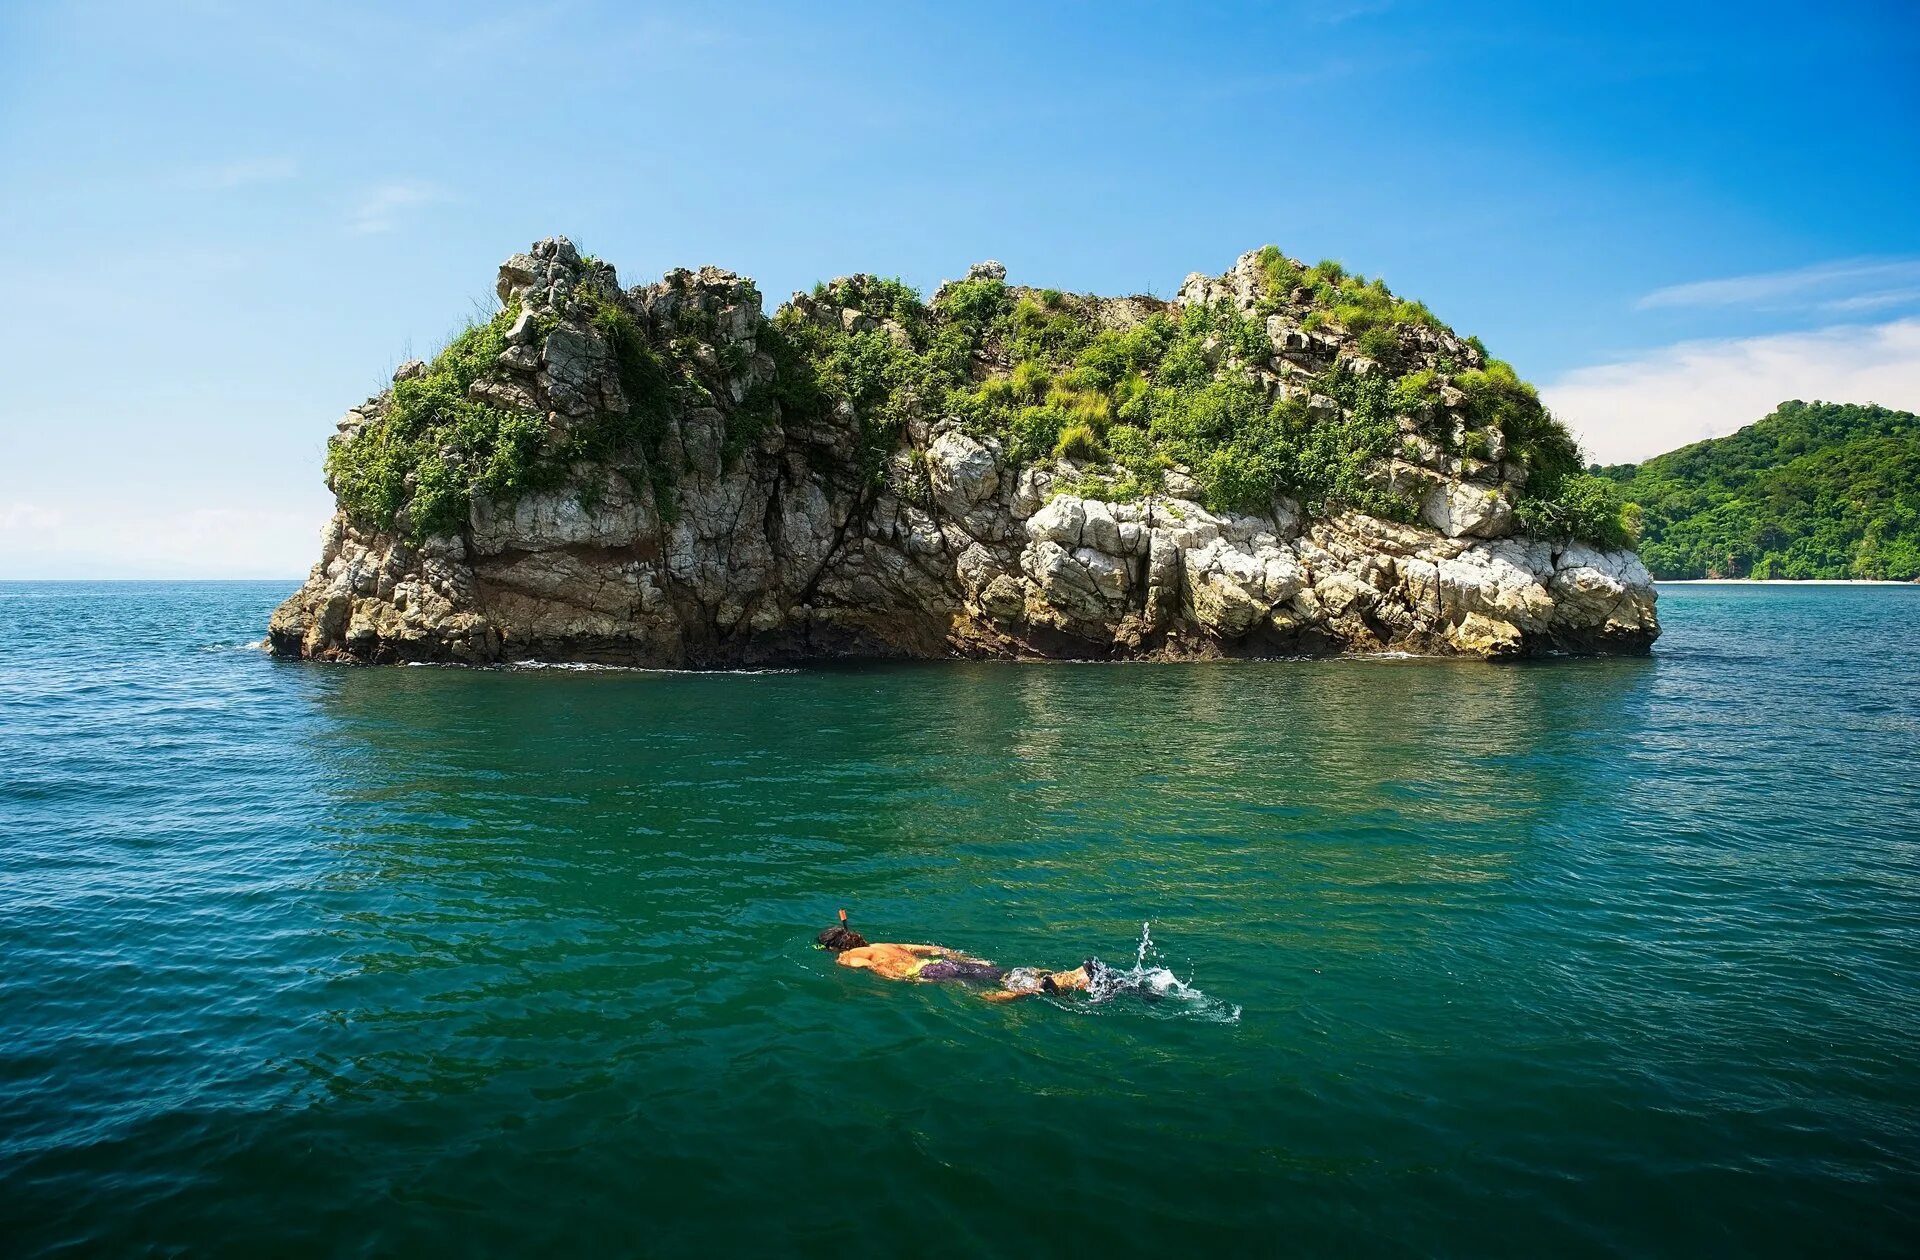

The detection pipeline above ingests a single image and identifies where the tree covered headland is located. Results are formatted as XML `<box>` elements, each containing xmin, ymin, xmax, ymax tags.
<box><xmin>1597</xmin><ymin>400</ymin><xmax>1920</xmax><ymax>580</ymax></box>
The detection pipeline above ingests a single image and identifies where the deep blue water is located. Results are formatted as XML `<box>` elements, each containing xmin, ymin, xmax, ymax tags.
<box><xmin>2</xmin><ymin>581</ymin><xmax>1918</xmax><ymax>1256</ymax></box>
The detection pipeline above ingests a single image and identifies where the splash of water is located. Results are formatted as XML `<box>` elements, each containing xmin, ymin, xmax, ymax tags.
<box><xmin>1073</xmin><ymin>922</ymin><xmax>1241</xmax><ymax>1024</ymax></box>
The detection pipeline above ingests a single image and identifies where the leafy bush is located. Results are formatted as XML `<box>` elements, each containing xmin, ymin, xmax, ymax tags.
<box><xmin>1390</xmin><ymin>369</ymin><xmax>1437</xmax><ymax>415</ymax></box>
<box><xmin>1046</xmin><ymin>383</ymin><xmax>1111</xmax><ymax>430</ymax></box>
<box><xmin>1009</xmin><ymin>293</ymin><xmax>1096</xmax><ymax>362</ymax></box>
<box><xmin>1359</xmin><ymin>325</ymin><xmax>1399</xmax><ymax>361</ymax></box>
<box><xmin>1054</xmin><ymin>422</ymin><xmax>1104</xmax><ymax>462</ymax></box>
<box><xmin>915</xmin><ymin>265</ymin><xmax>1553</xmax><ymax>526</ymax></box>
<box><xmin>326</xmin><ymin>306</ymin><xmax>562</xmax><ymax>540</ymax></box>
<box><xmin>770</xmin><ymin>294</ymin><xmax>950</xmax><ymax>484</ymax></box>
<box><xmin>1253</xmin><ymin>245</ymin><xmax>1305</xmax><ymax>311</ymax></box>
<box><xmin>1011</xmin><ymin>360</ymin><xmax>1051</xmax><ymax>401</ymax></box>
<box><xmin>1516</xmin><ymin>473</ymin><xmax>1636</xmax><ymax>549</ymax></box>
<box><xmin>578</xmin><ymin>289</ymin><xmax>673</xmax><ymax>462</ymax></box>
<box><xmin>328</xmin><ymin>286</ymin><xmax>707</xmax><ymax>541</ymax></box>
<box><xmin>934</xmin><ymin>275</ymin><xmax>1013</xmax><ymax>328</ymax></box>
<box><xmin>330</xmin><ymin>244</ymin><xmax>1638</xmax><ymax>553</ymax></box>
<box><xmin>1008</xmin><ymin>405</ymin><xmax>1065</xmax><ymax>464</ymax></box>
<box><xmin>816</xmin><ymin>275</ymin><xmax>922</xmax><ymax>327</ymax></box>
<box><xmin>1458</xmin><ymin>361</ymin><xmax>1579</xmax><ymax>479</ymax></box>
<box><xmin>1309</xmin><ymin>259</ymin><xmax>1347</xmax><ymax>286</ymax></box>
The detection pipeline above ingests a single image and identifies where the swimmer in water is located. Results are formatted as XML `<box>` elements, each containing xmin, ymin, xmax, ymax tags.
<box><xmin>815</xmin><ymin>909</ymin><xmax>1094</xmax><ymax>1001</ymax></box>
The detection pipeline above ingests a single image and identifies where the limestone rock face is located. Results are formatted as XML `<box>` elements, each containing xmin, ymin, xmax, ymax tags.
<box><xmin>269</xmin><ymin>239</ymin><xmax>1658</xmax><ymax>665</ymax></box>
<box><xmin>1421</xmin><ymin>480</ymin><xmax>1513</xmax><ymax>539</ymax></box>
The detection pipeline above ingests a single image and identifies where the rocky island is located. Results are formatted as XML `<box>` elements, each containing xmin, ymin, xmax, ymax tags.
<box><xmin>269</xmin><ymin>238</ymin><xmax>1658</xmax><ymax>665</ymax></box>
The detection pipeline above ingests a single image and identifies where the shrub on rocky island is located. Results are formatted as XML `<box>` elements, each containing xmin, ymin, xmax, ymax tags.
<box><xmin>324</xmin><ymin>240</ymin><xmax>1636</xmax><ymax>550</ymax></box>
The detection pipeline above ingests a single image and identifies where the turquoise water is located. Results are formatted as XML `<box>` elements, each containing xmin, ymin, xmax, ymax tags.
<box><xmin>3</xmin><ymin>582</ymin><xmax>1918</xmax><ymax>1256</ymax></box>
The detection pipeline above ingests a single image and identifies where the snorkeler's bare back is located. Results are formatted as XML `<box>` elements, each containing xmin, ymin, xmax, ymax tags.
<box><xmin>835</xmin><ymin>942</ymin><xmax>982</xmax><ymax>980</ymax></box>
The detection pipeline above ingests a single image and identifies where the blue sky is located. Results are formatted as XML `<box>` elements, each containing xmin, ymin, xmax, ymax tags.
<box><xmin>2</xmin><ymin>0</ymin><xmax>1916</xmax><ymax>576</ymax></box>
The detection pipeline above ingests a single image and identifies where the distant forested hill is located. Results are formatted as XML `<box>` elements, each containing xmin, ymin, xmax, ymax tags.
<box><xmin>1597</xmin><ymin>400</ymin><xmax>1920</xmax><ymax>580</ymax></box>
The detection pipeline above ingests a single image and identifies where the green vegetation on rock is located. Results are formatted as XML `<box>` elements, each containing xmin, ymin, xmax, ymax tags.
<box><xmin>325</xmin><ymin>306</ymin><xmax>559</xmax><ymax>541</ymax></box>
<box><xmin>327</xmin><ymin>289</ymin><xmax>694</xmax><ymax>541</ymax></box>
<box><xmin>1455</xmin><ymin>361</ymin><xmax>1635</xmax><ymax>549</ymax></box>
<box><xmin>326</xmin><ymin>243</ymin><xmax>1636</xmax><ymax>551</ymax></box>
<box><xmin>774</xmin><ymin>257</ymin><xmax>1626</xmax><ymax>541</ymax></box>
<box><xmin>1598</xmin><ymin>400</ymin><xmax>1920</xmax><ymax>579</ymax></box>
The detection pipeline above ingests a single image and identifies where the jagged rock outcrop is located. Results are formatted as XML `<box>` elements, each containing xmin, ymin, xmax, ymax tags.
<box><xmin>270</xmin><ymin>238</ymin><xmax>1657</xmax><ymax>664</ymax></box>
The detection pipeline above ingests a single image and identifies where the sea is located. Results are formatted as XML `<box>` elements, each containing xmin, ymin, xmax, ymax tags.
<box><xmin>2</xmin><ymin>581</ymin><xmax>1917</xmax><ymax>1256</ymax></box>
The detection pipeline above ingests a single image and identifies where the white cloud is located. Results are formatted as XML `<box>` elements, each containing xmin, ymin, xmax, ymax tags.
<box><xmin>347</xmin><ymin>180</ymin><xmax>443</xmax><ymax>235</ymax></box>
<box><xmin>1638</xmin><ymin>257</ymin><xmax>1920</xmax><ymax>312</ymax></box>
<box><xmin>0</xmin><ymin>501</ymin><xmax>66</xmax><ymax>531</ymax></box>
<box><xmin>1543</xmin><ymin>318</ymin><xmax>1920</xmax><ymax>465</ymax></box>
<box><xmin>1820</xmin><ymin>287</ymin><xmax>1920</xmax><ymax>314</ymax></box>
<box><xmin>177</xmin><ymin>155</ymin><xmax>300</xmax><ymax>189</ymax></box>
<box><xmin>0</xmin><ymin>502</ymin><xmax>325</xmax><ymax>579</ymax></box>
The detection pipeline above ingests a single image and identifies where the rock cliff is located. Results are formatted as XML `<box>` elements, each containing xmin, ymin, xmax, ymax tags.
<box><xmin>269</xmin><ymin>238</ymin><xmax>1658</xmax><ymax>664</ymax></box>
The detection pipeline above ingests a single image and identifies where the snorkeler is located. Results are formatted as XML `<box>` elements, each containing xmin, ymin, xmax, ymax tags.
<box><xmin>815</xmin><ymin>909</ymin><xmax>1096</xmax><ymax>1001</ymax></box>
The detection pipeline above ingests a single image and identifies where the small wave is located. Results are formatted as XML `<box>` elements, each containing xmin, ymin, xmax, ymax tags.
<box><xmin>1071</xmin><ymin>922</ymin><xmax>1241</xmax><ymax>1024</ymax></box>
<box><xmin>201</xmin><ymin>639</ymin><xmax>268</xmax><ymax>653</ymax></box>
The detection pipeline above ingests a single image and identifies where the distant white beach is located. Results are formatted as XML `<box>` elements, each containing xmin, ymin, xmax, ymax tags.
<box><xmin>1657</xmin><ymin>578</ymin><xmax>1916</xmax><ymax>586</ymax></box>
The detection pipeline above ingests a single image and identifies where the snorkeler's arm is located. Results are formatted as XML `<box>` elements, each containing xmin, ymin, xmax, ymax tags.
<box><xmin>979</xmin><ymin>989</ymin><xmax>1028</xmax><ymax>1003</ymax></box>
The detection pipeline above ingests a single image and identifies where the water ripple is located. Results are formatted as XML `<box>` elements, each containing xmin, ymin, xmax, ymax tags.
<box><xmin>1</xmin><ymin>581</ymin><xmax>1918</xmax><ymax>1255</ymax></box>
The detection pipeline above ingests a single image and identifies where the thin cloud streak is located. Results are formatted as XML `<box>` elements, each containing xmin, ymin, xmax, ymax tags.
<box><xmin>1544</xmin><ymin>318</ymin><xmax>1920</xmax><ymax>465</ymax></box>
<box><xmin>1638</xmin><ymin>257</ymin><xmax>1920</xmax><ymax>311</ymax></box>
<box><xmin>1820</xmin><ymin>287</ymin><xmax>1920</xmax><ymax>314</ymax></box>
<box><xmin>347</xmin><ymin>179</ymin><xmax>444</xmax><ymax>235</ymax></box>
